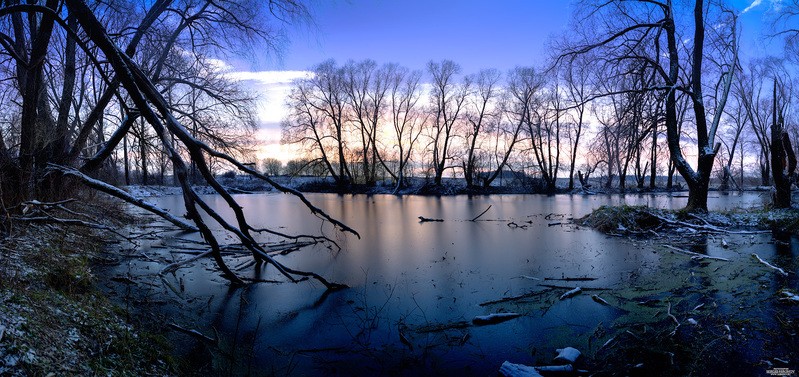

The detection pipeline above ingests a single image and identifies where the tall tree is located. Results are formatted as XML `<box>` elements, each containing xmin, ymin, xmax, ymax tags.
<box><xmin>427</xmin><ymin>60</ymin><xmax>469</xmax><ymax>185</ymax></box>
<box><xmin>565</xmin><ymin>0</ymin><xmax>739</xmax><ymax>211</ymax></box>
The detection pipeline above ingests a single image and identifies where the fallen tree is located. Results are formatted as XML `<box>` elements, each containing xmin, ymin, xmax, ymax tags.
<box><xmin>0</xmin><ymin>1</ymin><xmax>357</xmax><ymax>288</ymax></box>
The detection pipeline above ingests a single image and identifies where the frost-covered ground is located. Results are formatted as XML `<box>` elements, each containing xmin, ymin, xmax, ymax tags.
<box><xmin>0</xmin><ymin>215</ymin><xmax>175</xmax><ymax>375</ymax></box>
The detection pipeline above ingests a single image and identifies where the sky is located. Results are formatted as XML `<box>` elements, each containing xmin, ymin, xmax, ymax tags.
<box><xmin>225</xmin><ymin>0</ymin><xmax>789</xmax><ymax>163</ymax></box>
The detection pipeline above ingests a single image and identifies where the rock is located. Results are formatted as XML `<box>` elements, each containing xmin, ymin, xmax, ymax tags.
<box><xmin>499</xmin><ymin>361</ymin><xmax>543</xmax><ymax>377</ymax></box>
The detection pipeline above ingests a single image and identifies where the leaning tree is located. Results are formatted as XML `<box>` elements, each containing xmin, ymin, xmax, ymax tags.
<box><xmin>0</xmin><ymin>0</ymin><xmax>357</xmax><ymax>287</ymax></box>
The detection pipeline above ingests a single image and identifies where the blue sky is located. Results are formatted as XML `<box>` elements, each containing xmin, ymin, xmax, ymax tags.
<box><xmin>230</xmin><ymin>0</ymin><xmax>789</xmax><ymax>161</ymax></box>
<box><xmin>248</xmin><ymin>0</ymin><xmax>784</xmax><ymax>73</ymax></box>
<box><xmin>277</xmin><ymin>0</ymin><xmax>573</xmax><ymax>73</ymax></box>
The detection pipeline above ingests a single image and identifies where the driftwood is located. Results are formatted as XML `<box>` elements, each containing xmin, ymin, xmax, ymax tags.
<box><xmin>752</xmin><ymin>253</ymin><xmax>789</xmax><ymax>276</ymax></box>
<box><xmin>480</xmin><ymin>288</ymin><xmax>552</xmax><ymax>306</ymax></box>
<box><xmin>667</xmin><ymin>301</ymin><xmax>680</xmax><ymax>336</ymax></box>
<box><xmin>535</xmin><ymin>365</ymin><xmax>575</xmax><ymax>372</ymax></box>
<box><xmin>591</xmin><ymin>295</ymin><xmax>611</xmax><ymax>306</ymax></box>
<box><xmin>398</xmin><ymin>324</ymin><xmax>413</xmax><ymax>350</ymax></box>
<box><xmin>649</xmin><ymin>211</ymin><xmax>769</xmax><ymax>235</ymax></box>
<box><xmin>168</xmin><ymin>323</ymin><xmax>216</xmax><ymax>343</ymax></box>
<box><xmin>540</xmin><ymin>284</ymin><xmax>610</xmax><ymax>291</ymax></box>
<box><xmin>415</xmin><ymin>321</ymin><xmax>471</xmax><ymax>333</ymax></box>
<box><xmin>418</xmin><ymin>216</ymin><xmax>444</xmax><ymax>222</ymax></box>
<box><xmin>559</xmin><ymin>287</ymin><xmax>582</xmax><ymax>300</ymax></box>
<box><xmin>663</xmin><ymin>245</ymin><xmax>729</xmax><ymax>261</ymax></box>
<box><xmin>472</xmin><ymin>312</ymin><xmax>522</xmax><ymax>325</ymax></box>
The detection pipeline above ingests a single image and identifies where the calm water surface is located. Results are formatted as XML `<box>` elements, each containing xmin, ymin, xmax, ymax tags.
<box><xmin>102</xmin><ymin>192</ymin><xmax>795</xmax><ymax>375</ymax></box>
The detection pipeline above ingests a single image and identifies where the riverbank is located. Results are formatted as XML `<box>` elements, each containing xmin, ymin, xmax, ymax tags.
<box><xmin>0</xmin><ymin>198</ymin><xmax>177</xmax><ymax>375</ymax></box>
<box><xmin>125</xmin><ymin>174</ymin><xmax>777</xmax><ymax>198</ymax></box>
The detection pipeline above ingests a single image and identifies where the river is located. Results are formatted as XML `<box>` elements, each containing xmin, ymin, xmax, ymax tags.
<box><xmin>99</xmin><ymin>191</ymin><xmax>797</xmax><ymax>376</ymax></box>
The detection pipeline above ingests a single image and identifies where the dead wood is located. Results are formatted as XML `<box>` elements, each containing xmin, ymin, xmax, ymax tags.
<box><xmin>418</xmin><ymin>216</ymin><xmax>444</xmax><ymax>222</ymax></box>
<box><xmin>63</xmin><ymin>0</ymin><xmax>356</xmax><ymax>289</ymax></box>
<box><xmin>544</xmin><ymin>276</ymin><xmax>597</xmax><ymax>281</ymax></box>
<box><xmin>51</xmin><ymin>164</ymin><xmax>198</xmax><ymax>231</ymax></box>
<box><xmin>168</xmin><ymin>323</ymin><xmax>216</xmax><ymax>343</ymax></box>
<box><xmin>752</xmin><ymin>253</ymin><xmax>788</xmax><ymax>276</ymax></box>
<box><xmin>663</xmin><ymin>245</ymin><xmax>729</xmax><ymax>261</ymax></box>
<box><xmin>479</xmin><ymin>288</ymin><xmax>553</xmax><ymax>306</ymax></box>
<box><xmin>470</xmin><ymin>205</ymin><xmax>492</xmax><ymax>221</ymax></box>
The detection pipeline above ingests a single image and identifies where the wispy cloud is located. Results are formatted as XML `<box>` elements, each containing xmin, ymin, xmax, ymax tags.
<box><xmin>225</xmin><ymin>70</ymin><xmax>313</xmax><ymax>85</ymax></box>
<box><xmin>742</xmin><ymin>0</ymin><xmax>763</xmax><ymax>14</ymax></box>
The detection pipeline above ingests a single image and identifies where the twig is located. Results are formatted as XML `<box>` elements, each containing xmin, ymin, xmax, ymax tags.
<box><xmin>470</xmin><ymin>205</ymin><xmax>492</xmax><ymax>221</ymax></box>
<box><xmin>160</xmin><ymin>250</ymin><xmax>212</xmax><ymax>275</ymax></box>
<box><xmin>168</xmin><ymin>323</ymin><xmax>216</xmax><ymax>343</ymax></box>
<box><xmin>648</xmin><ymin>211</ymin><xmax>769</xmax><ymax>234</ymax></box>
<box><xmin>663</xmin><ymin>245</ymin><xmax>729</xmax><ymax>261</ymax></box>
<box><xmin>752</xmin><ymin>253</ymin><xmax>789</xmax><ymax>276</ymax></box>
<box><xmin>667</xmin><ymin>302</ymin><xmax>681</xmax><ymax>336</ymax></box>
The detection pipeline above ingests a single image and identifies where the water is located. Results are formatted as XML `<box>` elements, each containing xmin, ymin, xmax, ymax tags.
<box><xmin>100</xmin><ymin>191</ymin><xmax>797</xmax><ymax>375</ymax></box>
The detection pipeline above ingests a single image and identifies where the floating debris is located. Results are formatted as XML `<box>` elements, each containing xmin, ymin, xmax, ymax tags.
<box><xmin>591</xmin><ymin>295</ymin><xmax>610</xmax><ymax>306</ymax></box>
<box><xmin>472</xmin><ymin>312</ymin><xmax>522</xmax><ymax>325</ymax></box>
<box><xmin>499</xmin><ymin>361</ymin><xmax>543</xmax><ymax>377</ymax></box>
<box><xmin>554</xmin><ymin>347</ymin><xmax>581</xmax><ymax>364</ymax></box>
<box><xmin>559</xmin><ymin>287</ymin><xmax>582</xmax><ymax>300</ymax></box>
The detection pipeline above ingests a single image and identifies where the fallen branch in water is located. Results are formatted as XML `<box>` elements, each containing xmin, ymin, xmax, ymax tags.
<box><xmin>559</xmin><ymin>287</ymin><xmax>582</xmax><ymax>300</ymax></box>
<box><xmin>663</xmin><ymin>245</ymin><xmax>729</xmax><ymax>261</ymax></box>
<box><xmin>472</xmin><ymin>312</ymin><xmax>522</xmax><ymax>325</ymax></box>
<box><xmin>752</xmin><ymin>253</ymin><xmax>788</xmax><ymax>276</ymax></box>
<box><xmin>160</xmin><ymin>250</ymin><xmax>212</xmax><ymax>275</ymax></box>
<box><xmin>470</xmin><ymin>205</ymin><xmax>492</xmax><ymax>221</ymax></box>
<box><xmin>539</xmin><ymin>284</ymin><xmax>610</xmax><ymax>291</ymax></box>
<box><xmin>480</xmin><ymin>288</ymin><xmax>553</xmax><ymax>306</ymax></box>
<box><xmin>592</xmin><ymin>295</ymin><xmax>611</xmax><ymax>306</ymax></box>
<box><xmin>418</xmin><ymin>216</ymin><xmax>444</xmax><ymax>222</ymax></box>
<box><xmin>667</xmin><ymin>302</ymin><xmax>680</xmax><ymax>336</ymax></box>
<box><xmin>545</xmin><ymin>276</ymin><xmax>597</xmax><ymax>282</ymax></box>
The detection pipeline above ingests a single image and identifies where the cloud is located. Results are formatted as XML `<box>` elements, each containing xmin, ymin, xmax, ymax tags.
<box><xmin>225</xmin><ymin>70</ymin><xmax>313</xmax><ymax>85</ymax></box>
<box><xmin>742</xmin><ymin>0</ymin><xmax>763</xmax><ymax>14</ymax></box>
<box><xmin>224</xmin><ymin>70</ymin><xmax>314</xmax><ymax>125</ymax></box>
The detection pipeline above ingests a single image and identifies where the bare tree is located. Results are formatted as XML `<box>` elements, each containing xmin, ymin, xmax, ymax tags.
<box><xmin>480</xmin><ymin>67</ymin><xmax>541</xmax><ymax>188</ymax></box>
<box><xmin>565</xmin><ymin>0</ymin><xmax>739</xmax><ymax>211</ymax></box>
<box><xmin>385</xmin><ymin>65</ymin><xmax>425</xmax><ymax>192</ymax></box>
<box><xmin>462</xmin><ymin>68</ymin><xmax>501</xmax><ymax>188</ymax></box>
<box><xmin>427</xmin><ymin>60</ymin><xmax>469</xmax><ymax>185</ymax></box>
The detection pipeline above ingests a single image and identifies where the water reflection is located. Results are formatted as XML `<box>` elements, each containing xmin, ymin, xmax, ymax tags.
<box><xmin>104</xmin><ymin>192</ymin><xmax>788</xmax><ymax>375</ymax></box>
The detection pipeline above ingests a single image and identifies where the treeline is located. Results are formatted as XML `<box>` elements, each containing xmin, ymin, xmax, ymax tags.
<box><xmin>279</xmin><ymin>56</ymin><xmax>799</xmax><ymax>195</ymax></box>
<box><xmin>280</xmin><ymin>59</ymin><xmax>596</xmax><ymax>193</ymax></box>
<box><xmin>280</xmin><ymin>2</ymin><xmax>799</xmax><ymax>210</ymax></box>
